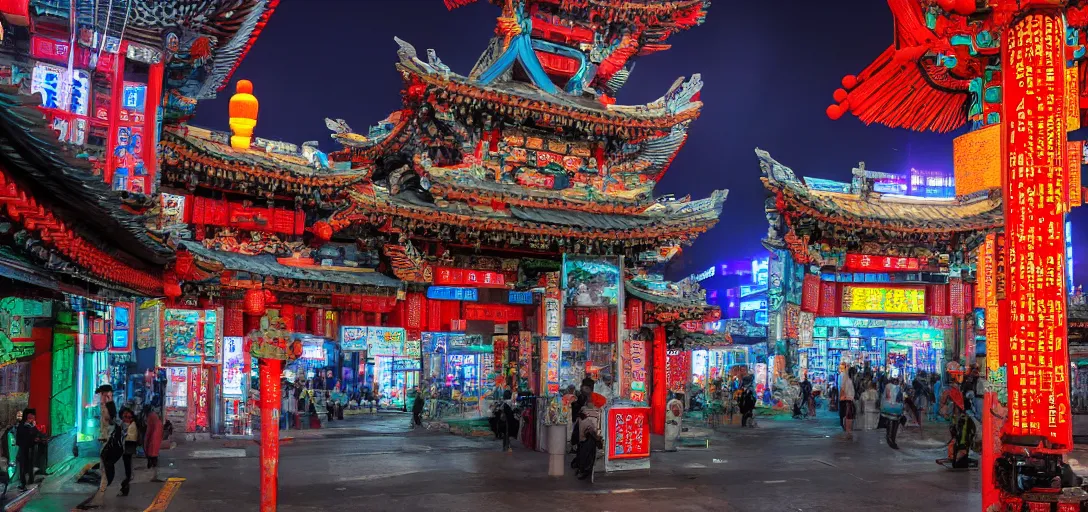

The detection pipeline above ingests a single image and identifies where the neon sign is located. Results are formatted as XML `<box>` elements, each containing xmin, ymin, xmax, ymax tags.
<box><xmin>1000</xmin><ymin>13</ymin><xmax>1072</xmax><ymax>447</ymax></box>
<box><xmin>426</xmin><ymin>286</ymin><xmax>479</xmax><ymax>301</ymax></box>
<box><xmin>843</xmin><ymin>254</ymin><xmax>920</xmax><ymax>272</ymax></box>
<box><xmin>841</xmin><ymin>285</ymin><xmax>926</xmax><ymax>315</ymax></box>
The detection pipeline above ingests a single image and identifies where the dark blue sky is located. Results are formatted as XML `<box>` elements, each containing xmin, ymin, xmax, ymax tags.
<box><xmin>194</xmin><ymin>0</ymin><xmax>1088</xmax><ymax>286</ymax></box>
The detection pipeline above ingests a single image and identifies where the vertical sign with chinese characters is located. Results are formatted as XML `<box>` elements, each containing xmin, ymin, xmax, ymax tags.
<box><xmin>1069</xmin><ymin>140</ymin><xmax>1083</xmax><ymax>208</ymax></box>
<box><xmin>1001</xmin><ymin>12</ymin><xmax>1072</xmax><ymax>449</ymax></box>
<box><xmin>543</xmin><ymin>336</ymin><xmax>560</xmax><ymax>395</ymax></box>
<box><xmin>979</xmin><ymin>235</ymin><xmax>1002</xmax><ymax>375</ymax></box>
<box><xmin>629</xmin><ymin>340</ymin><xmax>647</xmax><ymax>403</ymax></box>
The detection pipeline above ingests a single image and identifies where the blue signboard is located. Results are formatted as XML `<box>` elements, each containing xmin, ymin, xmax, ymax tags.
<box><xmin>122</xmin><ymin>83</ymin><xmax>147</xmax><ymax>112</ymax></box>
<box><xmin>508</xmin><ymin>291</ymin><xmax>533</xmax><ymax>305</ymax></box>
<box><xmin>392</xmin><ymin>359</ymin><xmax>422</xmax><ymax>372</ymax></box>
<box><xmin>340</xmin><ymin>326</ymin><xmax>368</xmax><ymax>351</ymax></box>
<box><xmin>111</xmin><ymin>329</ymin><xmax>129</xmax><ymax>349</ymax></box>
<box><xmin>427</xmin><ymin>286</ymin><xmax>478</xmax><ymax>301</ymax></box>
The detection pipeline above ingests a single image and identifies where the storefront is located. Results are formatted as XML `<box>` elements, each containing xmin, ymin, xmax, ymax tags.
<box><xmin>160</xmin><ymin>308</ymin><xmax>222</xmax><ymax>434</ymax></box>
<box><xmin>801</xmin><ymin>317</ymin><xmax>946</xmax><ymax>389</ymax></box>
<box><xmin>221</xmin><ymin>335</ymin><xmax>249</xmax><ymax>435</ymax></box>
<box><xmin>339</xmin><ymin>326</ymin><xmax>415</xmax><ymax>408</ymax></box>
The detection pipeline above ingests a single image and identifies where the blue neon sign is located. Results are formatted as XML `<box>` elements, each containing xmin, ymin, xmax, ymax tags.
<box><xmin>427</xmin><ymin>286</ymin><xmax>479</xmax><ymax>301</ymax></box>
<box><xmin>508</xmin><ymin>291</ymin><xmax>533</xmax><ymax>304</ymax></box>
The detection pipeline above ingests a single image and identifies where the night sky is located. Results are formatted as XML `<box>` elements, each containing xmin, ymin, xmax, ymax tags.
<box><xmin>194</xmin><ymin>0</ymin><xmax>1088</xmax><ymax>285</ymax></box>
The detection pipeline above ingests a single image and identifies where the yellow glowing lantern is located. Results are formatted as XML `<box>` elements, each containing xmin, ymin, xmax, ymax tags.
<box><xmin>229</xmin><ymin>80</ymin><xmax>258</xmax><ymax>150</ymax></box>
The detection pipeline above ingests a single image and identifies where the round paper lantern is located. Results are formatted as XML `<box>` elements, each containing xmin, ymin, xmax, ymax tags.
<box><xmin>244</xmin><ymin>288</ymin><xmax>266</xmax><ymax>316</ymax></box>
<box><xmin>312</xmin><ymin>221</ymin><xmax>333</xmax><ymax>242</ymax></box>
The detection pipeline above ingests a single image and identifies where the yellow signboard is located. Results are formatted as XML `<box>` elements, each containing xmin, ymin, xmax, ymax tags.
<box><xmin>953</xmin><ymin>124</ymin><xmax>1001</xmax><ymax>197</ymax></box>
<box><xmin>841</xmin><ymin>286</ymin><xmax>926</xmax><ymax>315</ymax></box>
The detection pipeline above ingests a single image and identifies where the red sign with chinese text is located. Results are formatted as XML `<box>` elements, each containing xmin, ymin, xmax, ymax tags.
<box><xmin>434</xmin><ymin>267</ymin><xmax>506</xmax><ymax>288</ymax></box>
<box><xmin>607</xmin><ymin>406</ymin><xmax>650</xmax><ymax>460</ymax></box>
<box><xmin>1001</xmin><ymin>13</ymin><xmax>1072</xmax><ymax>449</ymax></box>
<box><xmin>801</xmin><ymin>274</ymin><xmax>820</xmax><ymax>313</ymax></box>
<box><xmin>843</xmin><ymin>254</ymin><xmax>920</xmax><ymax>272</ymax></box>
<box><xmin>463</xmin><ymin>304</ymin><xmax>524</xmax><ymax>322</ymax></box>
<box><xmin>1069</xmin><ymin>140</ymin><xmax>1083</xmax><ymax>208</ymax></box>
<box><xmin>30</xmin><ymin>35</ymin><xmax>71</xmax><ymax>64</ymax></box>
<box><xmin>665</xmin><ymin>350</ymin><xmax>689</xmax><ymax>394</ymax></box>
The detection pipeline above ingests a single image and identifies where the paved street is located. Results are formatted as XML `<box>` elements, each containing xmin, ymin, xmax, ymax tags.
<box><xmin>23</xmin><ymin>412</ymin><xmax>985</xmax><ymax>511</ymax></box>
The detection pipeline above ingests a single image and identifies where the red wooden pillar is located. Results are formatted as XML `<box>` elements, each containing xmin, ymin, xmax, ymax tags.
<box><xmin>651</xmin><ymin>325</ymin><xmax>666</xmax><ymax>435</ymax></box>
<box><xmin>28</xmin><ymin>327</ymin><xmax>53</xmax><ymax>430</ymax></box>
<box><xmin>258</xmin><ymin>357</ymin><xmax>282</xmax><ymax>512</ymax></box>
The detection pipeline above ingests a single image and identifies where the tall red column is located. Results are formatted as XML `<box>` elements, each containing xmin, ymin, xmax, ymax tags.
<box><xmin>651</xmin><ymin>325</ymin><xmax>666</xmax><ymax>435</ymax></box>
<box><xmin>259</xmin><ymin>357</ymin><xmax>282</xmax><ymax>512</ymax></box>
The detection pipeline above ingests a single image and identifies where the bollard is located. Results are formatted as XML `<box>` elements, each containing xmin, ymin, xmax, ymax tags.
<box><xmin>546</xmin><ymin>424</ymin><xmax>566</xmax><ymax>476</ymax></box>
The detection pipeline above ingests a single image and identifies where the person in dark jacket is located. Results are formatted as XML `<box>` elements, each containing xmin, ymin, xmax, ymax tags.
<box><xmin>14</xmin><ymin>409</ymin><xmax>42</xmax><ymax>491</ymax></box>
<box><xmin>569</xmin><ymin>378</ymin><xmax>594</xmax><ymax>453</ymax></box>
<box><xmin>739</xmin><ymin>386</ymin><xmax>757</xmax><ymax>428</ymax></box>
<box><xmin>412</xmin><ymin>387</ymin><xmax>425</xmax><ymax>427</ymax></box>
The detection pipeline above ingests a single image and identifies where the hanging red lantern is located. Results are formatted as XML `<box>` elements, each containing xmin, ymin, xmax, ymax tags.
<box><xmin>311</xmin><ymin>221</ymin><xmax>332</xmax><ymax>242</ymax></box>
<box><xmin>175</xmin><ymin>250</ymin><xmax>195</xmax><ymax>278</ymax></box>
<box><xmin>163</xmin><ymin>271</ymin><xmax>182</xmax><ymax>299</ymax></box>
<box><xmin>244</xmin><ymin>288</ymin><xmax>267</xmax><ymax>316</ymax></box>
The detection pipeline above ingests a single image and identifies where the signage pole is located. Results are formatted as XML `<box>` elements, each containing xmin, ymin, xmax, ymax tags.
<box><xmin>259</xmin><ymin>357</ymin><xmax>282</xmax><ymax>512</ymax></box>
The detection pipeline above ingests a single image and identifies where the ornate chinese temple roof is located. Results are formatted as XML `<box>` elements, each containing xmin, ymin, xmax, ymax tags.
<box><xmin>164</xmin><ymin>0</ymin><xmax>726</xmax><ymax>258</ymax></box>
<box><xmin>0</xmin><ymin>86</ymin><xmax>169</xmax><ymax>294</ymax></box>
<box><xmin>161</xmin><ymin>127</ymin><xmax>367</xmax><ymax>194</ymax></box>
<box><xmin>119</xmin><ymin>0</ymin><xmax>280</xmax><ymax>118</ymax></box>
<box><xmin>758</xmin><ymin>149</ymin><xmax>1002</xmax><ymax>233</ymax></box>
<box><xmin>178</xmin><ymin>241</ymin><xmax>402</xmax><ymax>290</ymax></box>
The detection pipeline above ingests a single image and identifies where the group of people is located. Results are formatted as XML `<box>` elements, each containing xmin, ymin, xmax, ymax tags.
<box><xmin>80</xmin><ymin>384</ymin><xmax>166</xmax><ymax>509</ymax></box>
<box><xmin>280</xmin><ymin>379</ymin><xmax>353</xmax><ymax>430</ymax></box>
<box><xmin>820</xmin><ymin>362</ymin><xmax>986</xmax><ymax>454</ymax></box>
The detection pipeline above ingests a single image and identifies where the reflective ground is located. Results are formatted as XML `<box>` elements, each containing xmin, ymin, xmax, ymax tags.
<box><xmin>24</xmin><ymin>411</ymin><xmax>979</xmax><ymax>512</ymax></box>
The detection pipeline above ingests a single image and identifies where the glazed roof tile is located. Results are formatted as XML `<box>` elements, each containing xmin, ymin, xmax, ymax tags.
<box><xmin>0</xmin><ymin>86</ymin><xmax>172</xmax><ymax>268</ymax></box>
<box><xmin>180</xmin><ymin>241</ymin><xmax>402</xmax><ymax>289</ymax></box>
<box><xmin>163</xmin><ymin>127</ymin><xmax>364</xmax><ymax>183</ymax></box>
<box><xmin>757</xmin><ymin>149</ymin><xmax>1003</xmax><ymax>232</ymax></box>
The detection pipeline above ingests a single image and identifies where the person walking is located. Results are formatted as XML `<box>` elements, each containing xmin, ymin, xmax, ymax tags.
<box><xmin>80</xmin><ymin>385</ymin><xmax>120</xmax><ymax>509</ymax></box>
<box><xmin>881</xmin><ymin>375</ymin><xmax>905</xmax><ymax>450</ymax></box>
<box><xmin>280</xmin><ymin>381</ymin><xmax>293</xmax><ymax>430</ymax></box>
<box><xmin>118</xmin><ymin>408</ymin><xmax>138</xmax><ymax>497</ymax></box>
<box><xmin>498</xmin><ymin>390</ymin><xmax>517</xmax><ymax>452</ymax></box>
<box><xmin>143</xmin><ymin>405</ymin><xmax>164</xmax><ymax>482</ymax></box>
<box><xmin>860</xmin><ymin>382</ymin><xmax>880</xmax><ymax>430</ymax></box>
<box><xmin>412</xmin><ymin>386</ymin><xmax>425</xmax><ymax>428</ymax></box>
<box><xmin>800</xmin><ymin>376</ymin><xmax>814</xmax><ymax>419</ymax></box>
<box><xmin>573</xmin><ymin>393</ymin><xmax>605</xmax><ymax>480</ymax></box>
<box><xmin>570</xmin><ymin>379</ymin><xmax>593</xmax><ymax>453</ymax></box>
<box><xmin>14</xmin><ymin>408</ymin><xmax>42</xmax><ymax>491</ymax></box>
<box><xmin>739</xmin><ymin>383</ymin><xmax>757</xmax><ymax>428</ymax></box>
<box><xmin>839</xmin><ymin>366</ymin><xmax>856</xmax><ymax>439</ymax></box>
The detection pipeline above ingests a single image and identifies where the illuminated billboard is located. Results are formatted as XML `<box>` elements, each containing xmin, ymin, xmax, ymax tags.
<box><xmin>841</xmin><ymin>286</ymin><xmax>926</xmax><ymax>315</ymax></box>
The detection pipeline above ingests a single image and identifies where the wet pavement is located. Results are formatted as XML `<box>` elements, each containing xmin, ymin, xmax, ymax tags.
<box><xmin>39</xmin><ymin>410</ymin><xmax>976</xmax><ymax>512</ymax></box>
